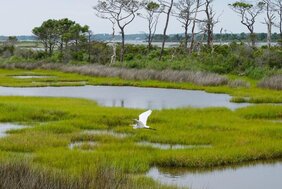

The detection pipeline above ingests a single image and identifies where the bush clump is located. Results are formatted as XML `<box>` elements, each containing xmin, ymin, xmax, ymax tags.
<box><xmin>258</xmin><ymin>75</ymin><xmax>282</xmax><ymax>90</ymax></box>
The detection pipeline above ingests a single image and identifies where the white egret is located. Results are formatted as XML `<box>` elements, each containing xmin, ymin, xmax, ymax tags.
<box><xmin>133</xmin><ymin>110</ymin><xmax>155</xmax><ymax>130</ymax></box>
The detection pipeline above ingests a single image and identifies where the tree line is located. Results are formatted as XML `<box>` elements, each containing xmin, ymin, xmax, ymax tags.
<box><xmin>12</xmin><ymin>0</ymin><xmax>281</xmax><ymax>64</ymax></box>
<box><xmin>93</xmin><ymin>0</ymin><xmax>282</xmax><ymax>62</ymax></box>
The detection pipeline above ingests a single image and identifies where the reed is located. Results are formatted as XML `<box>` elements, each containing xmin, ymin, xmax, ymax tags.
<box><xmin>0</xmin><ymin>62</ymin><xmax>228</xmax><ymax>86</ymax></box>
<box><xmin>258</xmin><ymin>75</ymin><xmax>282</xmax><ymax>90</ymax></box>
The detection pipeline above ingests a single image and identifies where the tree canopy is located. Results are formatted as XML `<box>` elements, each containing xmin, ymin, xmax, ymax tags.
<box><xmin>32</xmin><ymin>18</ymin><xmax>89</xmax><ymax>56</ymax></box>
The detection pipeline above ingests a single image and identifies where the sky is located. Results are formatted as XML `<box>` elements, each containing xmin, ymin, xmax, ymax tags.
<box><xmin>0</xmin><ymin>0</ymin><xmax>279</xmax><ymax>36</ymax></box>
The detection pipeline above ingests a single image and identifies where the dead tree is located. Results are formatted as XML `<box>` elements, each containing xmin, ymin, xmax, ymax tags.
<box><xmin>273</xmin><ymin>0</ymin><xmax>282</xmax><ymax>39</ymax></box>
<box><xmin>87</xmin><ymin>30</ymin><xmax>93</xmax><ymax>63</ymax></box>
<box><xmin>203</xmin><ymin>0</ymin><xmax>219</xmax><ymax>49</ymax></box>
<box><xmin>262</xmin><ymin>0</ymin><xmax>275</xmax><ymax>48</ymax></box>
<box><xmin>94</xmin><ymin>0</ymin><xmax>141</xmax><ymax>63</ymax></box>
<box><xmin>159</xmin><ymin>0</ymin><xmax>174</xmax><ymax>60</ymax></box>
<box><xmin>139</xmin><ymin>1</ymin><xmax>163</xmax><ymax>50</ymax></box>
<box><xmin>189</xmin><ymin>0</ymin><xmax>204</xmax><ymax>53</ymax></box>
<box><xmin>229</xmin><ymin>1</ymin><xmax>264</xmax><ymax>47</ymax></box>
<box><xmin>110</xmin><ymin>20</ymin><xmax>117</xmax><ymax>65</ymax></box>
<box><xmin>174</xmin><ymin>0</ymin><xmax>196</xmax><ymax>50</ymax></box>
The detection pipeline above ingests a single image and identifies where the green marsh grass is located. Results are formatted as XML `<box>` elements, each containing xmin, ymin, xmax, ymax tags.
<box><xmin>0</xmin><ymin>97</ymin><xmax>281</xmax><ymax>171</ymax></box>
<box><xmin>0</xmin><ymin>67</ymin><xmax>281</xmax><ymax>188</ymax></box>
<box><xmin>0</xmin><ymin>161</ymin><xmax>173</xmax><ymax>189</ymax></box>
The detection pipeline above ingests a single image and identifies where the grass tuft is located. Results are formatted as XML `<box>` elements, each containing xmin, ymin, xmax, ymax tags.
<box><xmin>0</xmin><ymin>161</ymin><xmax>134</xmax><ymax>189</ymax></box>
<box><xmin>258</xmin><ymin>75</ymin><xmax>282</xmax><ymax>90</ymax></box>
<box><xmin>228</xmin><ymin>79</ymin><xmax>250</xmax><ymax>88</ymax></box>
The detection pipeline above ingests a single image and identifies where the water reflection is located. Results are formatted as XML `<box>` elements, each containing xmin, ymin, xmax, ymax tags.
<box><xmin>69</xmin><ymin>141</ymin><xmax>97</xmax><ymax>150</ymax></box>
<box><xmin>138</xmin><ymin>141</ymin><xmax>211</xmax><ymax>150</ymax></box>
<box><xmin>83</xmin><ymin>130</ymin><xmax>129</xmax><ymax>138</ymax></box>
<box><xmin>147</xmin><ymin>161</ymin><xmax>282</xmax><ymax>189</ymax></box>
<box><xmin>0</xmin><ymin>86</ymin><xmax>250</xmax><ymax>110</ymax></box>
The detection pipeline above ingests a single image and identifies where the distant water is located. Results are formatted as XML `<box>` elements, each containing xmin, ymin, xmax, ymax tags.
<box><xmin>112</xmin><ymin>41</ymin><xmax>278</xmax><ymax>48</ymax></box>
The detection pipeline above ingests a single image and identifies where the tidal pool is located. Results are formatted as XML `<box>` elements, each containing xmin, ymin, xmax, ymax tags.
<box><xmin>0</xmin><ymin>86</ymin><xmax>249</xmax><ymax>110</ymax></box>
<box><xmin>137</xmin><ymin>141</ymin><xmax>211</xmax><ymax>150</ymax></box>
<box><xmin>147</xmin><ymin>161</ymin><xmax>282</xmax><ymax>189</ymax></box>
<box><xmin>83</xmin><ymin>130</ymin><xmax>129</xmax><ymax>138</ymax></box>
<box><xmin>0</xmin><ymin>123</ymin><xmax>25</xmax><ymax>138</ymax></box>
<box><xmin>69</xmin><ymin>141</ymin><xmax>97</xmax><ymax>150</ymax></box>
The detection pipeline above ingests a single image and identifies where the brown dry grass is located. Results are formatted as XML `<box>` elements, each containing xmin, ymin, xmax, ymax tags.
<box><xmin>0</xmin><ymin>62</ymin><xmax>228</xmax><ymax>86</ymax></box>
<box><xmin>228</xmin><ymin>79</ymin><xmax>250</xmax><ymax>88</ymax></box>
<box><xmin>258</xmin><ymin>75</ymin><xmax>282</xmax><ymax>90</ymax></box>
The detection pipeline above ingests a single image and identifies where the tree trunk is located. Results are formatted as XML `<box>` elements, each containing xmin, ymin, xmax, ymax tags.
<box><xmin>44</xmin><ymin>42</ymin><xmax>48</xmax><ymax>54</ymax></box>
<box><xmin>184</xmin><ymin>21</ymin><xmax>189</xmax><ymax>50</ymax></box>
<box><xmin>250</xmin><ymin>32</ymin><xmax>256</xmax><ymax>48</ymax></box>
<box><xmin>266</xmin><ymin>3</ymin><xmax>272</xmax><ymax>48</ymax></box>
<box><xmin>267</xmin><ymin>22</ymin><xmax>271</xmax><ymax>48</ymax></box>
<box><xmin>190</xmin><ymin>0</ymin><xmax>200</xmax><ymax>53</ymax></box>
<box><xmin>279</xmin><ymin>7</ymin><xmax>282</xmax><ymax>39</ymax></box>
<box><xmin>120</xmin><ymin>28</ymin><xmax>125</xmax><ymax>63</ymax></box>
<box><xmin>205</xmin><ymin>1</ymin><xmax>212</xmax><ymax>48</ymax></box>
<box><xmin>60</xmin><ymin>43</ymin><xmax>63</xmax><ymax>53</ymax></box>
<box><xmin>88</xmin><ymin>32</ymin><xmax>92</xmax><ymax>63</ymax></box>
<box><xmin>111</xmin><ymin>43</ymin><xmax>117</xmax><ymax>65</ymax></box>
<box><xmin>219</xmin><ymin>28</ymin><xmax>223</xmax><ymax>45</ymax></box>
<box><xmin>48</xmin><ymin>45</ymin><xmax>53</xmax><ymax>56</ymax></box>
<box><xmin>110</xmin><ymin>22</ymin><xmax>116</xmax><ymax>65</ymax></box>
<box><xmin>159</xmin><ymin>0</ymin><xmax>174</xmax><ymax>61</ymax></box>
<box><xmin>148</xmin><ymin>22</ymin><xmax>152</xmax><ymax>50</ymax></box>
<box><xmin>207</xmin><ymin>25</ymin><xmax>213</xmax><ymax>48</ymax></box>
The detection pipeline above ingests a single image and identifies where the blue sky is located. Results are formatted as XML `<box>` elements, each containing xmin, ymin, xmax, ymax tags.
<box><xmin>0</xmin><ymin>0</ymin><xmax>278</xmax><ymax>35</ymax></box>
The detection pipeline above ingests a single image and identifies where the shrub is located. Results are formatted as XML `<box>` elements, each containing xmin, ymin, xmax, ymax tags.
<box><xmin>245</xmin><ymin>67</ymin><xmax>266</xmax><ymax>80</ymax></box>
<box><xmin>33</xmin><ymin>51</ymin><xmax>49</xmax><ymax>60</ymax></box>
<box><xmin>49</xmin><ymin>52</ymin><xmax>63</xmax><ymax>63</ymax></box>
<box><xmin>258</xmin><ymin>75</ymin><xmax>282</xmax><ymax>90</ymax></box>
<box><xmin>89</xmin><ymin>42</ymin><xmax>111</xmax><ymax>64</ymax></box>
<box><xmin>213</xmin><ymin>44</ymin><xmax>230</xmax><ymax>56</ymax></box>
<box><xmin>261</xmin><ymin>49</ymin><xmax>282</xmax><ymax>69</ymax></box>
<box><xmin>228</xmin><ymin>79</ymin><xmax>250</xmax><ymax>88</ymax></box>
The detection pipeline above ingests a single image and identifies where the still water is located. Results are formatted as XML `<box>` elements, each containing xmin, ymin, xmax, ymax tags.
<box><xmin>147</xmin><ymin>161</ymin><xmax>282</xmax><ymax>189</ymax></box>
<box><xmin>0</xmin><ymin>123</ymin><xmax>25</xmax><ymax>138</ymax></box>
<box><xmin>137</xmin><ymin>141</ymin><xmax>211</xmax><ymax>150</ymax></box>
<box><xmin>0</xmin><ymin>86</ymin><xmax>249</xmax><ymax>110</ymax></box>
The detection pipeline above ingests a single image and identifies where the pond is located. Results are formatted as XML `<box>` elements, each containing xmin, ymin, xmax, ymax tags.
<box><xmin>0</xmin><ymin>86</ymin><xmax>249</xmax><ymax>110</ymax></box>
<box><xmin>137</xmin><ymin>141</ymin><xmax>211</xmax><ymax>150</ymax></box>
<box><xmin>69</xmin><ymin>141</ymin><xmax>97</xmax><ymax>150</ymax></box>
<box><xmin>147</xmin><ymin>161</ymin><xmax>282</xmax><ymax>189</ymax></box>
<box><xmin>0</xmin><ymin>123</ymin><xmax>25</xmax><ymax>138</ymax></box>
<box><xmin>83</xmin><ymin>130</ymin><xmax>129</xmax><ymax>138</ymax></box>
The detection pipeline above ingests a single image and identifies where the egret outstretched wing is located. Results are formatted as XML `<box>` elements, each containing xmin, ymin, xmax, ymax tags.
<box><xmin>139</xmin><ymin>110</ymin><xmax>152</xmax><ymax>125</ymax></box>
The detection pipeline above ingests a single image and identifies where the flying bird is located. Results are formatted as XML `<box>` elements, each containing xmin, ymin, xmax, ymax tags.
<box><xmin>133</xmin><ymin>110</ymin><xmax>155</xmax><ymax>130</ymax></box>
